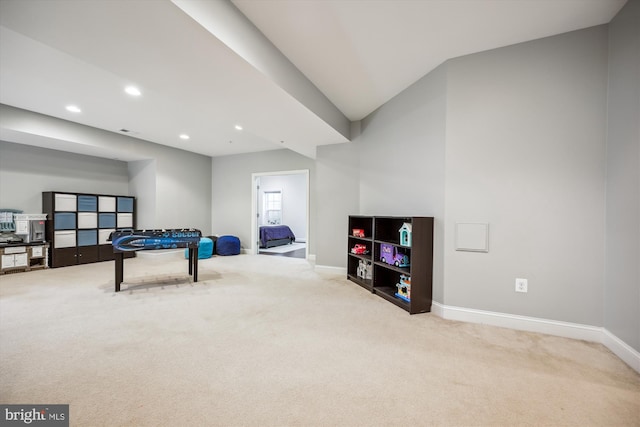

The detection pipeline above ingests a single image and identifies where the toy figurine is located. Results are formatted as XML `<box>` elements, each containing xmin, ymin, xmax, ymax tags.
<box><xmin>357</xmin><ymin>260</ymin><xmax>372</xmax><ymax>280</ymax></box>
<box><xmin>399</xmin><ymin>223</ymin><xmax>412</xmax><ymax>247</ymax></box>
<box><xmin>395</xmin><ymin>274</ymin><xmax>411</xmax><ymax>302</ymax></box>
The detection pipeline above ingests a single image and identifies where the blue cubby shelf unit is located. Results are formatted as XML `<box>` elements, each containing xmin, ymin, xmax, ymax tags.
<box><xmin>42</xmin><ymin>192</ymin><xmax>136</xmax><ymax>268</ymax></box>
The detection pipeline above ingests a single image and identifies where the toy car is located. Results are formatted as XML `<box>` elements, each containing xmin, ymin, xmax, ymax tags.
<box><xmin>380</xmin><ymin>243</ymin><xmax>409</xmax><ymax>267</ymax></box>
<box><xmin>351</xmin><ymin>244</ymin><xmax>369</xmax><ymax>255</ymax></box>
<box><xmin>352</xmin><ymin>229</ymin><xmax>365</xmax><ymax>238</ymax></box>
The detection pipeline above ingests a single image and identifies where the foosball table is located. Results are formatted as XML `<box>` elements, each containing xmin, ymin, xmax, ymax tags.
<box><xmin>109</xmin><ymin>228</ymin><xmax>202</xmax><ymax>292</ymax></box>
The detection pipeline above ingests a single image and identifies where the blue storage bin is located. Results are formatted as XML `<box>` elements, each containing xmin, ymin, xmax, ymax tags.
<box><xmin>184</xmin><ymin>237</ymin><xmax>214</xmax><ymax>259</ymax></box>
<box><xmin>99</xmin><ymin>213</ymin><xmax>116</xmax><ymax>228</ymax></box>
<box><xmin>54</xmin><ymin>213</ymin><xmax>76</xmax><ymax>230</ymax></box>
<box><xmin>117</xmin><ymin>197</ymin><xmax>134</xmax><ymax>212</ymax></box>
<box><xmin>77</xmin><ymin>230</ymin><xmax>97</xmax><ymax>246</ymax></box>
<box><xmin>77</xmin><ymin>195</ymin><xmax>97</xmax><ymax>211</ymax></box>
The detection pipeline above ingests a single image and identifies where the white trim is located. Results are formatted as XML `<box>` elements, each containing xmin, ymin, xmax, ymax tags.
<box><xmin>431</xmin><ymin>302</ymin><xmax>640</xmax><ymax>373</ymax></box>
<box><xmin>314</xmin><ymin>264</ymin><xmax>346</xmax><ymax>275</ymax></box>
<box><xmin>430</xmin><ymin>301</ymin><xmax>446</xmax><ymax>318</ymax></box>
<box><xmin>602</xmin><ymin>328</ymin><xmax>640</xmax><ymax>373</ymax></box>
<box><xmin>432</xmin><ymin>302</ymin><xmax>601</xmax><ymax>341</ymax></box>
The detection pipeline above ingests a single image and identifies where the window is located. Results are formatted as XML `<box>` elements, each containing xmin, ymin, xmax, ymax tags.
<box><xmin>263</xmin><ymin>191</ymin><xmax>282</xmax><ymax>225</ymax></box>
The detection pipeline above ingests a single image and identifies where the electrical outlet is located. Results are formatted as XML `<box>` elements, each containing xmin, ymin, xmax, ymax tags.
<box><xmin>515</xmin><ymin>278</ymin><xmax>528</xmax><ymax>293</ymax></box>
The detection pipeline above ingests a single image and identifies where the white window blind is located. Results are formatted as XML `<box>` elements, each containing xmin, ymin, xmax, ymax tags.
<box><xmin>263</xmin><ymin>191</ymin><xmax>282</xmax><ymax>225</ymax></box>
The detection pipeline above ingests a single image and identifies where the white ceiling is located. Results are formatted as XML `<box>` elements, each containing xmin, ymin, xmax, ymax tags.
<box><xmin>0</xmin><ymin>0</ymin><xmax>627</xmax><ymax>161</ymax></box>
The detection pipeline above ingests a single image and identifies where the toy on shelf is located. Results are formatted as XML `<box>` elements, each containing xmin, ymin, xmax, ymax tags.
<box><xmin>399</xmin><ymin>222</ymin><xmax>412</xmax><ymax>247</ymax></box>
<box><xmin>351</xmin><ymin>244</ymin><xmax>369</xmax><ymax>255</ymax></box>
<box><xmin>357</xmin><ymin>259</ymin><xmax>372</xmax><ymax>280</ymax></box>
<box><xmin>352</xmin><ymin>229</ymin><xmax>365</xmax><ymax>238</ymax></box>
<box><xmin>379</xmin><ymin>243</ymin><xmax>409</xmax><ymax>267</ymax></box>
<box><xmin>395</xmin><ymin>274</ymin><xmax>411</xmax><ymax>302</ymax></box>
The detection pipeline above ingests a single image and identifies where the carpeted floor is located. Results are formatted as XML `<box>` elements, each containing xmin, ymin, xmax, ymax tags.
<box><xmin>1</xmin><ymin>253</ymin><xmax>639</xmax><ymax>426</ymax></box>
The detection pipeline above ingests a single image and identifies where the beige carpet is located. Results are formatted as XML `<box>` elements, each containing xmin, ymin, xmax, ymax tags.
<box><xmin>1</xmin><ymin>253</ymin><xmax>638</xmax><ymax>427</ymax></box>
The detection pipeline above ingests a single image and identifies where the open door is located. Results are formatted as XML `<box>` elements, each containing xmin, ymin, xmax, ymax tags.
<box><xmin>251</xmin><ymin>170</ymin><xmax>309</xmax><ymax>259</ymax></box>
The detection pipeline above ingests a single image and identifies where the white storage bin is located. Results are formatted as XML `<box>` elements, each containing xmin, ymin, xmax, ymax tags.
<box><xmin>117</xmin><ymin>213</ymin><xmax>133</xmax><ymax>228</ymax></box>
<box><xmin>1</xmin><ymin>255</ymin><xmax>15</xmax><ymax>269</ymax></box>
<box><xmin>55</xmin><ymin>194</ymin><xmax>77</xmax><ymax>211</ymax></box>
<box><xmin>15</xmin><ymin>220</ymin><xmax>29</xmax><ymax>234</ymax></box>
<box><xmin>99</xmin><ymin>196</ymin><xmax>116</xmax><ymax>212</ymax></box>
<box><xmin>31</xmin><ymin>246</ymin><xmax>44</xmax><ymax>257</ymax></box>
<box><xmin>14</xmin><ymin>252</ymin><xmax>28</xmax><ymax>267</ymax></box>
<box><xmin>99</xmin><ymin>229</ymin><xmax>115</xmax><ymax>245</ymax></box>
<box><xmin>77</xmin><ymin>212</ymin><xmax>98</xmax><ymax>229</ymax></box>
<box><xmin>54</xmin><ymin>230</ymin><xmax>76</xmax><ymax>248</ymax></box>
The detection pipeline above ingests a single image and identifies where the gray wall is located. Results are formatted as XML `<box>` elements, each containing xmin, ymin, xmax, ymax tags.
<box><xmin>0</xmin><ymin>140</ymin><xmax>129</xmax><ymax>211</ymax></box>
<box><xmin>315</xmin><ymin>142</ymin><xmax>359</xmax><ymax>268</ymax></box>
<box><xmin>153</xmin><ymin>146</ymin><xmax>211</xmax><ymax>233</ymax></box>
<box><xmin>128</xmin><ymin>159</ymin><xmax>157</xmax><ymax>230</ymax></box>
<box><xmin>444</xmin><ymin>26</ymin><xmax>609</xmax><ymax>326</ymax></box>
<box><xmin>0</xmin><ymin>106</ymin><xmax>212</xmax><ymax>234</ymax></box>
<box><xmin>604</xmin><ymin>0</ymin><xmax>640</xmax><ymax>351</ymax></box>
<box><xmin>211</xmin><ymin>149</ymin><xmax>315</xmax><ymax>252</ymax></box>
<box><xmin>354</xmin><ymin>64</ymin><xmax>447</xmax><ymax>302</ymax></box>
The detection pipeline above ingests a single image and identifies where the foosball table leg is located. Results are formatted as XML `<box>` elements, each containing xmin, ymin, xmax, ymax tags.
<box><xmin>187</xmin><ymin>247</ymin><xmax>199</xmax><ymax>282</ymax></box>
<box><xmin>115</xmin><ymin>252</ymin><xmax>124</xmax><ymax>292</ymax></box>
<box><xmin>193</xmin><ymin>247</ymin><xmax>198</xmax><ymax>282</ymax></box>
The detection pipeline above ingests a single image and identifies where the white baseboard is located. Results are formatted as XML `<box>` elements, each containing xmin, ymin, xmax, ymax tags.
<box><xmin>314</xmin><ymin>264</ymin><xmax>347</xmax><ymax>275</ymax></box>
<box><xmin>602</xmin><ymin>328</ymin><xmax>640</xmax><ymax>373</ymax></box>
<box><xmin>432</xmin><ymin>302</ymin><xmax>640</xmax><ymax>374</ymax></box>
<box><xmin>432</xmin><ymin>302</ymin><xmax>602</xmax><ymax>341</ymax></box>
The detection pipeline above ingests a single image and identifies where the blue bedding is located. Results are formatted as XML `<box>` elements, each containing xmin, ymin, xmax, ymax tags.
<box><xmin>259</xmin><ymin>225</ymin><xmax>295</xmax><ymax>248</ymax></box>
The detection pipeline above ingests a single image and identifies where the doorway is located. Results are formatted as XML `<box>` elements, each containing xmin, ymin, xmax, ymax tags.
<box><xmin>251</xmin><ymin>170</ymin><xmax>309</xmax><ymax>259</ymax></box>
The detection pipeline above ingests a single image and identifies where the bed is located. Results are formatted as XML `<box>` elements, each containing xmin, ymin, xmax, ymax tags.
<box><xmin>259</xmin><ymin>225</ymin><xmax>296</xmax><ymax>248</ymax></box>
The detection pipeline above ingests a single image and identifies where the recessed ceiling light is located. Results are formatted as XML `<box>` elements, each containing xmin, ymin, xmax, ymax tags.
<box><xmin>234</xmin><ymin>125</ymin><xmax>243</xmax><ymax>131</ymax></box>
<box><xmin>125</xmin><ymin>86</ymin><xmax>141</xmax><ymax>96</ymax></box>
<box><xmin>66</xmin><ymin>105</ymin><xmax>81</xmax><ymax>113</ymax></box>
<box><xmin>179</xmin><ymin>134</ymin><xmax>190</xmax><ymax>140</ymax></box>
